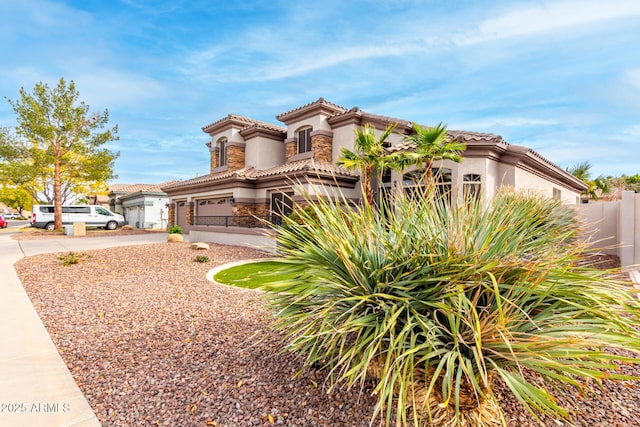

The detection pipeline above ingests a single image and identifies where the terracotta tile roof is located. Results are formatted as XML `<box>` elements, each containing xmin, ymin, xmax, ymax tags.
<box><xmin>201</xmin><ymin>114</ymin><xmax>255</xmax><ymax>131</ymax></box>
<box><xmin>109</xmin><ymin>183</ymin><xmax>135</xmax><ymax>192</ymax></box>
<box><xmin>161</xmin><ymin>167</ymin><xmax>258</xmax><ymax>190</ymax></box>
<box><xmin>386</xmin><ymin>129</ymin><xmax>505</xmax><ymax>153</ymax></box>
<box><xmin>447</xmin><ymin>130</ymin><xmax>505</xmax><ymax>143</ymax></box>
<box><xmin>110</xmin><ymin>181</ymin><xmax>178</xmax><ymax>194</ymax></box>
<box><xmin>201</xmin><ymin>114</ymin><xmax>286</xmax><ymax>134</ymax></box>
<box><xmin>240</xmin><ymin>121</ymin><xmax>287</xmax><ymax>134</ymax></box>
<box><xmin>110</xmin><ymin>183</ymin><xmax>152</xmax><ymax>193</ymax></box>
<box><xmin>276</xmin><ymin>97</ymin><xmax>348</xmax><ymax>121</ymax></box>
<box><xmin>252</xmin><ymin>159</ymin><xmax>359</xmax><ymax>179</ymax></box>
<box><xmin>162</xmin><ymin>160</ymin><xmax>358</xmax><ymax>192</ymax></box>
<box><xmin>330</xmin><ymin>107</ymin><xmax>413</xmax><ymax>128</ymax></box>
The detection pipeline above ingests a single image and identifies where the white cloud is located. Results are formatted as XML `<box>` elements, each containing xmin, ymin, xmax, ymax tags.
<box><xmin>456</xmin><ymin>0</ymin><xmax>640</xmax><ymax>45</ymax></box>
<box><xmin>71</xmin><ymin>70</ymin><xmax>169</xmax><ymax>110</ymax></box>
<box><xmin>118</xmin><ymin>0</ymin><xmax>186</xmax><ymax>14</ymax></box>
<box><xmin>457</xmin><ymin>117</ymin><xmax>559</xmax><ymax>131</ymax></box>
<box><xmin>612</xmin><ymin>125</ymin><xmax>640</xmax><ymax>140</ymax></box>
<box><xmin>627</xmin><ymin>69</ymin><xmax>640</xmax><ymax>89</ymax></box>
<box><xmin>185</xmin><ymin>38</ymin><xmax>427</xmax><ymax>83</ymax></box>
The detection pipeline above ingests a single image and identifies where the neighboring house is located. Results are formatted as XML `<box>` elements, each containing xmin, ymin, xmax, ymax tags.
<box><xmin>87</xmin><ymin>194</ymin><xmax>111</xmax><ymax>208</ymax></box>
<box><xmin>108</xmin><ymin>182</ymin><xmax>177</xmax><ymax>229</ymax></box>
<box><xmin>162</xmin><ymin>98</ymin><xmax>586</xmax><ymax>243</ymax></box>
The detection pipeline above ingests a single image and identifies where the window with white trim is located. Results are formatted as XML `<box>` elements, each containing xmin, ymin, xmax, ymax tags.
<box><xmin>402</xmin><ymin>167</ymin><xmax>452</xmax><ymax>203</ymax></box>
<box><xmin>463</xmin><ymin>174</ymin><xmax>481</xmax><ymax>201</ymax></box>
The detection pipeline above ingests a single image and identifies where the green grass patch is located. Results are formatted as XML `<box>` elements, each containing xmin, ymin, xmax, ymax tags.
<box><xmin>213</xmin><ymin>259</ymin><xmax>297</xmax><ymax>289</ymax></box>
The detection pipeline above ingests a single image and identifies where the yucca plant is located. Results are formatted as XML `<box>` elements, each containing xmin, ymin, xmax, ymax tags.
<box><xmin>261</xmin><ymin>184</ymin><xmax>640</xmax><ymax>426</ymax></box>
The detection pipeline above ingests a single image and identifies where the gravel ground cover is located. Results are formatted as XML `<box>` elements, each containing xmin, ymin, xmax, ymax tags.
<box><xmin>12</xmin><ymin>227</ymin><xmax>157</xmax><ymax>240</ymax></box>
<box><xmin>15</xmin><ymin>244</ymin><xmax>640</xmax><ymax>426</ymax></box>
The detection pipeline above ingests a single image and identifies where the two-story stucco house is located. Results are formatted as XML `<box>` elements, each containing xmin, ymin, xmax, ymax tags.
<box><xmin>162</xmin><ymin>98</ymin><xmax>586</xmax><ymax>245</ymax></box>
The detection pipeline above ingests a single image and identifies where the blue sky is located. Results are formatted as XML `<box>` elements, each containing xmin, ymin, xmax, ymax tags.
<box><xmin>1</xmin><ymin>0</ymin><xmax>638</xmax><ymax>184</ymax></box>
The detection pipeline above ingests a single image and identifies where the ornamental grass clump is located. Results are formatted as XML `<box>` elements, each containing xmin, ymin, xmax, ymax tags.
<box><xmin>261</xmin><ymin>185</ymin><xmax>640</xmax><ymax>426</ymax></box>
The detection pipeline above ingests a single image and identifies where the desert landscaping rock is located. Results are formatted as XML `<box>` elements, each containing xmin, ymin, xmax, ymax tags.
<box><xmin>14</xmin><ymin>244</ymin><xmax>640</xmax><ymax>426</ymax></box>
<box><xmin>167</xmin><ymin>233</ymin><xmax>184</xmax><ymax>243</ymax></box>
<box><xmin>192</xmin><ymin>242</ymin><xmax>210</xmax><ymax>250</ymax></box>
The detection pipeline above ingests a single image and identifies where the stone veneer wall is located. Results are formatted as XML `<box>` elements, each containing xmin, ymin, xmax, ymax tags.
<box><xmin>310</xmin><ymin>130</ymin><xmax>333</xmax><ymax>162</ymax></box>
<box><xmin>186</xmin><ymin>202</ymin><xmax>194</xmax><ymax>226</ymax></box>
<box><xmin>284</xmin><ymin>138</ymin><xmax>297</xmax><ymax>163</ymax></box>
<box><xmin>284</xmin><ymin>131</ymin><xmax>333</xmax><ymax>164</ymax></box>
<box><xmin>227</xmin><ymin>144</ymin><xmax>245</xmax><ymax>171</ymax></box>
<box><xmin>234</xmin><ymin>202</ymin><xmax>271</xmax><ymax>227</ymax></box>
<box><xmin>168</xmin><ymin>203</ymin><xmax>176</xmax><ymax>228</ymax></box>
<box><xmin>235</xmin><ymin>203</ymin><xmax>270</xmax><ymax>217</ymax></box>
<box><xmin>210</xmin><ymin>147</ymin><xmax>219</xmax><ymax>173</ymax></box>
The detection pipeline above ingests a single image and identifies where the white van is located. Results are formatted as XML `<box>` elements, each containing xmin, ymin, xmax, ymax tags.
<box><xmin>31</xmin><ymin>205</ymin><xmax>126</xmax><ymax>231</ymax></box>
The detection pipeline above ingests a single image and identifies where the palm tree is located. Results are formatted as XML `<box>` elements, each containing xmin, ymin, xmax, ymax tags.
<box><xmin>337</xmin><ymin>123</ymin><xmax>399</xmax><ymax>206</ymax></box>
<box><xmin>566</xmin><ymin>161</ymin><xmax>610</xmax><ymax>200</ymax></box>
<box><xmin>401</xmin><ymin>122</ymin><xmax>466</xmax><ymax>181</ymax></box>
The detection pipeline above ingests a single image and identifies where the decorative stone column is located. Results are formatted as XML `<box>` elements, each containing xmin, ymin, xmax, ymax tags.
<box><xmin>310</xmin><ymin>130</ymin><xmax>333</xmax><ymax>162</ymax></box>
<box><xmin>186</xmin><ymin>201</ymin><xmax>195</xmax><ymax>226</ymax></box>
<box><xmin>227</xmin><ymin>142</ymin><xmax>246</xmax><ymax>171</ymax></box>
<box><xmin>168</xmin><ymin>203</ymin><xmax>176</xmax><ymax>228</ymax></box>
<box><xmin>284</xmin><ymin>137</ymin><xmax>297</xmax><ymax>163</ymax></box>
<box><xmin>210</xmin><ymin>147</ymin><xmax>219</xmax><ymax>173</ymax></box>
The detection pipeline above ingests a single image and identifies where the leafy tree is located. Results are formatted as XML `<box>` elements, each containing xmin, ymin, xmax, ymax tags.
<box><xmin>0</xmin><ymin>185</ymin><xmax>32</xmax><ymax>216</ymax></box>
<box><xmin>401</xmin><ymin>122</ymin><xmax>465</xmax><ymax>180</ymax></box>
<box><xmin>337</xmin><ymin>123</ymin><xmax>401</xmax><ymax>205</ymax></box>
<box><xmin>623</xmin><ymin>173</ymin><xmax>640</xmax><ymax>192</ymax></box>
<box><xmin>0</xmin><ymin>78</ymin><xmax>119</xmax><ymax>229</ymax></box>
<box><xmin>566</xmin><ymin>161</ymin><xmax>609</xmax><ymax>200</ymax></box>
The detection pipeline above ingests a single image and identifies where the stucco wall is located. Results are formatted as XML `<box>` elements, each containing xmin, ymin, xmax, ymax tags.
<box><xmin>573</xmin><ymin>200</ymin><xmax>620</xmax><ymax>255</ymax></box>
<box><xmin>122</xmin><ymin>195</ymin><xmax>169</xmax><ymax>229</ymax></box>
<box><xmin>245</xmin><ymin>136</ymin><xmax>285</xmax><ymax>170</ymax></box>
<box><xmin>331</xmin><ymin>124</ymin><xmax>358</xmax><ymax>162</ymax></box>
<box><xmin>332</xmin><ymin>124</ymin><xmax>405</xmax><ymax>164</ymax></box>
<box><xmin>286</xmin><ymin>115</ymin><xmax>332</xmax><ymax>138</ymax></box>
<box><xmin>189</xmin><ymin>228</ymin><xmax>277</xmax><ymax>253</ymax></box>
<box><xmin>573</xmin><ymin>191</ymin><xmax>640</xmax><ymax>267</ymax></box>
<box><xmin>208</xmin><ymin>128</ymin><xmax>247</xmax><ymax>172</ymax></box>
<box><xmin>513</xmin><ymin>167</ymin><xmax>581</xmax><ymax>204</ymax></box>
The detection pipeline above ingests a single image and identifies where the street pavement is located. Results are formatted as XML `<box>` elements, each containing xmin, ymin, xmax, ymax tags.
<box><xmin>0</xmin><ymin>232</ymin><xmax>169</xmax><ymax>427</ymax></box>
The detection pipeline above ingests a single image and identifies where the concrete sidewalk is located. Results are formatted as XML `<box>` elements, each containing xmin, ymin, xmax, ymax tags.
<box><xmin>0</xmin><ymin>232</ymin><xmax>169</xmax><ymax>427</ymax></box>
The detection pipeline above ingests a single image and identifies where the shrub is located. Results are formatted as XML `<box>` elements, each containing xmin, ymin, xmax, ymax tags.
<box><xmin>58</xmin><ymin>251</ymin><xmax>91</xmax><ymax>266</ymax></box>
<box><xmin>194</xmin><ymin>255</ymin><xmax>210</xmax><ymax>263</ymax></box>
<box><xmin>168</xmin><ymin>225</ymin><xmax>183</xmax><ymax>234</ymax></box>
<box><xmin>262</xmin><ymin>184</ymin><xmax>640</xmax><ymax>426</ymax></box>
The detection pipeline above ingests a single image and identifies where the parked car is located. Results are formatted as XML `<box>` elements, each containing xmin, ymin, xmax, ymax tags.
<box><xmin>0</xmin><ymin>215</ymin><xmax>7</xmax><ymax>228</ymax></box>
<box><xmin>4</xmin><ymin>212</ymin><xmax>19</xmax><ymax>219</ymax></box>
<box><xmin>31</xmin><ymin>205</ymin><xmax>126</xmax><ymax>231</ymax></box>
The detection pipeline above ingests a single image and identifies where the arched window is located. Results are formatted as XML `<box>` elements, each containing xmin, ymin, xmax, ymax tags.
<box><xmin>218</xmin><ymin>138</ymin><xmax>227</xmax><ymax>167</ymax></box>
<box><xmin>297</xmin><ymin>126</ymin><xmax>312</xmax><ymax>154</ymax></box>
<box><xmin>433</xmin><ymin>168</ymin><xmax>452</xmax><ymax>203</ymax></box>
<box><xmin>402</xmin><ymin>168</ymin><xmax>452</xmax><ymax>203</ymax></box>
<box><xmin>463</xmin><ymin>174</ymin><xmax>481</xmax><ymax>201</ymax></box>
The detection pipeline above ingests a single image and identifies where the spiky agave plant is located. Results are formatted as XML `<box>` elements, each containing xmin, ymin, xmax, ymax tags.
<box><xmin>261</xmin><ymin>184</ymin><xmax>640</xmax><ymax>426</ymax></box>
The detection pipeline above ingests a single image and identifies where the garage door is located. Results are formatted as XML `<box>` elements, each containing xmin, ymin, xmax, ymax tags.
<box><xmin>193</xmin><ymin>198</ymin><xmax>233</xmax><ymax>226</ymax></box>
<box><xmin>197</xmin><ymin>198</ymin><xmax>233</xmax><ymax>217</ymax></box>
<box><xmin>127</xmin><ymin>207</ymin><xmax>142</xmax><ymax>228</ymax></box>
